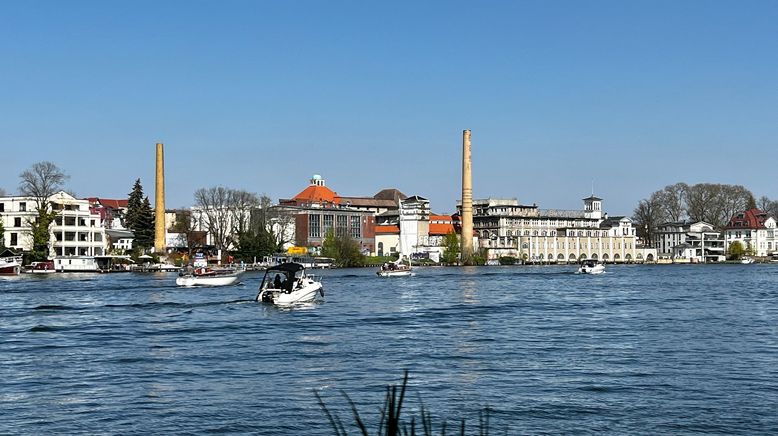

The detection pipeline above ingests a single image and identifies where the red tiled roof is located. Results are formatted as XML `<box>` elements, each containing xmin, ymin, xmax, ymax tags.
<box><xmin>375</xmin><ymin>224</ymin><xmax>400</xmax><ymax>234</ymax></box>
<box><xmin>726</xmin><ymin>208</ymin><xmax>769</xmax><ymax>229</ymax></box>
<box><xmin>85</xmin><ymin>198</ymin><xmax>128</xmax><ymax>209</ymax></box>
<box><xmin>429</xmin><ymin>214</ymin><xmax>455</xmax><ymax>235</ymax></box>
<box><xmin>293</xmin><ymin>185</ymin><xmax>340</xmax><ymax>204</ymax></box>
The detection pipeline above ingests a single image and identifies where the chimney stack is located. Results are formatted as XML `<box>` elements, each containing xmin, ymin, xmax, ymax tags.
<box><xmin>154</xmin><ymin>142</ymin><xmax>166</xmax><ymax>254</ymax></box>
<box><xmin>461</xmin><ymin>130</ymin><xmax>474</xmax><ymax>263</ymax></box>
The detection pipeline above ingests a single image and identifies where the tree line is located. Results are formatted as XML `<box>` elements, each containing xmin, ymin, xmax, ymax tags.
<box><xmin>633</xmin><ymin>182</ymin><xmax>778</xmax><ymax>246</ymax></box>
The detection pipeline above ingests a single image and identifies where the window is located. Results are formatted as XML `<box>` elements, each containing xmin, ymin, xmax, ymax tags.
<box><xmin>19</xmin><ymin>202</ymin><xmax>26</xmax><ymax>212</ymax></box>
<box><xmin>10</xmin><ymin>233</ymin><xmax>17</xmax><ymax>246</ymax></box>
<box><xmin>377</xmin><ymin>242</ymin><xmax>384</xmax><ymax>256</ymax></box>
<box><xmin>0</xmin><ymin>203</ymin><xmax>4</xmax><ymax>212</ymax></box>
<box><xmin>350</xmin><ymin>216</ymin><xmax>361</xmax><ymax>238</ymax></box>
<box><xmin>308</xmin><ymin>214</ymin><xmax>321</xmax><ymax>238</ymax></box>
<box><xmin>336</xmin><ymin>215</ymin><xmax>348</xmax><ymax>236</ymax></box>
<box><xmin>323</xmin><ymin>215</ymin><xmax>334</xmax><ymax>234</ymax></box>
<box><xmin>14</xmin><ymin>217</ymin><xmax>21</xmax><ymax>227</ymax></box>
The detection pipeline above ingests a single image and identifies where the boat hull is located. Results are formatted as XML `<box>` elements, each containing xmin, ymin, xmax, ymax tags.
<box><xmin>176</xmin><ymin>272</ymin><xmax>242</xmax><ymax>287</ymax></box>
<box><xmin>578</xmin><ymin>265</ymin><xmax>605</xmax><ymax>274</ymax></box>
<box><xmin>377</xmin><ymin>269</ymin><xmax>413</xmax><ymax>277</ymax></box>
<box><xmin>257</xmin><ymin>281</ymin><xmax>323</xmax><ymax>305</ymax></box>
<box><xmin>0</xmin><ymin>264</ymin><xmax>21</xmax><ymax>276</ymax></box>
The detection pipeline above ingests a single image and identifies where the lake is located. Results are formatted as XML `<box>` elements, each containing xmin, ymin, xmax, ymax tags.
<box><xmin>2</xmin><ymin>264</ymin><xmax>777</xmax><ymax>434</ymax></box>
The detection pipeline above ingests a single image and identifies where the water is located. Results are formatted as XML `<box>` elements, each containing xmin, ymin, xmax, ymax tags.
<box><xmin>2</xmin><ymin>265</ymin><xmax>778</xmax><ymax>434</ymax></box>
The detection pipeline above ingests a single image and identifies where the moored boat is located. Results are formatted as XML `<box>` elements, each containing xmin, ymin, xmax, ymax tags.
<box><xmin>26</xmin><ymin>261</ymin><xmax>55</xmax><ymax>274</ymax></box>
<box><xmin>740</xmin><ymin>257</ymin><xmax>755</xmax><ymax>264</ymax></box>
<box><xmin>176</xmin><ymin>267</ymin><xmax>243</xmax><ymax>287</ymax></box>
<box><xmin>0</xmin><ymin>250</ymin><xmax>23</xmax><ymax>276</ymax></box>
<box><xmin>256</xmin><ymin>262</ymin><xmax>323</xmax><ymax>305</ymax></box>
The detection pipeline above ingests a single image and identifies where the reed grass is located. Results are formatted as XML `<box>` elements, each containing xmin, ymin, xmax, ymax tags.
<box><xmin>315</xmin><ymin>370</ymin><xmax>496</xmax><ymax>436</ymax></box>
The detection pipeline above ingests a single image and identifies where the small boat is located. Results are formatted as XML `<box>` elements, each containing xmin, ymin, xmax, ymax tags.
<box><xmin>26</xmin><ymin>261</ymin><xmax>55</xmax><ymax>274</ymax></box>
<box><xmin>577</xmin><ymin>259</ymin><xmax>605</xmax><ymax>274</ymax></box>
<box><xmin>0</xmin><ymin>250</ymin><xmax>23</xmax><ymax>276</ymax></box>
<box><xmin>176</xmin><ymin>267</ymin><xmax>243</xmax><ymax>287</ymax></box>
<box><xmin>256</xmin><ymin>262</ymin><xmax>323</xmax><ymax>305</ymax></box>
<box><xmin>740</xmin><ymin>257</ymin><xmax>755</xmax><ymax>264</ymax></box>
<box><xmin>377</xmin><ymin>258</ymin><xmax>413</xmax><ymax>277</ymax></box>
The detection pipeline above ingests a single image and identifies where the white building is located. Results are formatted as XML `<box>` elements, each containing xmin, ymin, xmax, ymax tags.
<box><xmin>0</xmin><ymin>191</ymin><xmax>107</xmax><ymax>257</ymax></box>
<box><xmin>724</xmin><ymin>208</ymin><xmax>778</xmax><ymax>258</ymax></box>
<box><xmin>462</xmin><ymin>195</ymin><xmax>656</xmax><ymax>263</ymax></box>
<box><xmin>653</xmin><ymin>221</ymin><xmax>725</xmax><ymax>262</ymax></box>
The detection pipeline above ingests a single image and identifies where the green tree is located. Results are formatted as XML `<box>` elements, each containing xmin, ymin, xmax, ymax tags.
<box><xmin>321</xmin><ymin>229</ymin><xmax>364</xmax><ymax>267</ymax></box>
<box><xmin>125</xmin><ymin>179</ymin><xmax>144</xmax><ymax>230</ymax></box>
<box><xmin>133</xmin><ymin>197</ymin><xmax>155</xmax><ymax>252</ymax></box>
<box><xmin>728</xmin><ymin>241</ymin><xmax>745</xmax><ymax>260</ymax></box>
<box><xmin>125</xmin><ymin>180</ymin><xmax>155</xmax><ymax>253</ymax></box>
<box><xmin>440</xmin><ymin>232</ymin><xmax>460</xmax><ymax>265</ymax></box>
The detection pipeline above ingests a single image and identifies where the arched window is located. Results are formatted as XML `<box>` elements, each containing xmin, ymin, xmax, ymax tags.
<box><xmin>377</xmin><ymin>242</ymin><xmax>384</xmax><ymax>257</ymax></box>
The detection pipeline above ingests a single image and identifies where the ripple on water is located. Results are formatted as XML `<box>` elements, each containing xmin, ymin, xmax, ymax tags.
<box><xmin>0</xmin><ymin>265</ymin><xmax>777</xmax><ymax>434</ymax></box>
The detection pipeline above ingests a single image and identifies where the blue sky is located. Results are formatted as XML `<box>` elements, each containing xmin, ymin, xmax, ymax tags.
<box><xmin>2</xmin><ymin>1</ymin><xmax>776</xmax><ymax>215</ymax></box>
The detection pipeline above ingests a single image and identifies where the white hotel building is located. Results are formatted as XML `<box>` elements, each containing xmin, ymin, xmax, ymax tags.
<box><xmin>461</xmin><ymin>195</ymin><xmax>656</xmax><ymax>263</ymax></box>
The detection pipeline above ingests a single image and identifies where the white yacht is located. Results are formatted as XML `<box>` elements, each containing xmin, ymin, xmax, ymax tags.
<box><xmin>176</xmin><ymin>267</ymin><xmax>243</xmax><ymax>287</ymax></box>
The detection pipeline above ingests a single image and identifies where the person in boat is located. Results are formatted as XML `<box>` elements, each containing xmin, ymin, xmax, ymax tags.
<box><xmin>273</xmin><ymin>274</ymin><xmax>283</xmax><ymax>289</ymax></box>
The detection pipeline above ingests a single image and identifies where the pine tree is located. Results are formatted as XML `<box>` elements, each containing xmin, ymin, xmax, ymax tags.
<box><xmin>133</xmin><ymin>196</ymin><xmax>155</xmax><ymax>251</ymax></box>
<box><xmin>125</xmin><ymin>180</ymin><xmax>156</xmax><ymax>252</ymax></box>
<box><xmin>126</xmin><ymin>179</ymin><xmax>144</xmax><ymax>231</ymax></box>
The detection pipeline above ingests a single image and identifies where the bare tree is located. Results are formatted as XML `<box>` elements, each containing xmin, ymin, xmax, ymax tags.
<box><xmin>193</xmin><ymin>186</ymin><xmax>234</xmax><ymax>252</ymax></box>
<box><xmin>229</xmin><ymin>190</ymin><xmax>260</xmax><ymax>236</ymax></box>
<box><xmin>757</xmin><ymin>196</ymin><xmax>772</xmax><ymax>211</ymax></box>
<box><xmin>758</xmin><ymin>196</ymin><xmax>778</xmax><ymax>219</ymax></box>
<box><xmin>656</xmin><ymin>183</ymin><xmax>688</xmax><ymax>222</ymax></box>
<box><xmin>718</xmin><ymin>184</ymin><xmax>752</xmax><ymax>228</ymax></box>
<box><xmin>632</xmin><ymin>194</ymin><xmax>665</xmax><ymax>247</ymax></box>
<box><xmin>18</xmin><ymin>161</ymin><xmax>69</xmax><ymax>211</ymax></box>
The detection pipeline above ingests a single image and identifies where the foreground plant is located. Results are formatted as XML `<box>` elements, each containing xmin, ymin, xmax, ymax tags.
<box><xmin>315</xmin><ymin>370</ymin><xmax>495</xmax><ymax>436</ymax></box>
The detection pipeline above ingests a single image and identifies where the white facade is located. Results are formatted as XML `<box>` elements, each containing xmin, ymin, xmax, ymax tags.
<box><xmin>0</xmin><ymin>192</ymin><xmax>107</xmax><ymax>257</ymax></box>
<box><xmin>725</xmin><ymin>215</ymin><xmax>778</xmax><ymax>258</ymax></box>
<box><xmin>653</xmin><ymin>221</ymin><xmax>725</xmax><ymax>262</ymax></box>
<box><xmin>463</xmin><ymin>196</ymin><xmax>654</xmax><ymax>262</ymax></box>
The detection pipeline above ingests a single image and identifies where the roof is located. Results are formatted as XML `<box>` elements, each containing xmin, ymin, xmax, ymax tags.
<box><xmin>726</xmin><ymin>208</ymin><xmax>770</xmax><ymax>229</ymax></box>
<box><xmin>429</xmin><ymin>222</ymin><xmax>455</xmax><ymax>235</ymax></box>
<box><xmin>85</xmin><ymin>198</ymin><xmax>129</xmax><ymax>209</ymax></box>
<box><xmin>373</xmin><ymin>188</ymin><xmax>407</xmax><ymax>202</ymax></box>
<box><xmin>375</xmin><ymin>224</ymin><xmax>400</xmax><ymax>234</ymax></box>
<box><xmin>583</xmin><ymin>195</ymin><xmax>603</xmax><ymax>201</ymax></box>
<box><xmin>339</xmin><ymin>196</ymin><xmax>398</xmax><ymax>208</ymax></box>
<box><xmin>266</xmin><ymin>262</ymin><xmax>305</xmax><ymax>273</ymax></box>
<box><xmin>0</xmin><ymin>248</ymin><xmax>22</xmax><ymax>258</ymax></box>
<box><xmin>293</xmin><ymin>185</ymin><xmax>340</xmax><ymax>204</ymax></box>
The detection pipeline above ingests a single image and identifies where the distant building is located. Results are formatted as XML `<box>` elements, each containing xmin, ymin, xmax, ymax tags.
<box><xmin>0</xmin><ymin>191</ymin><xmax>108</xmax><ymax>257</ymax></box>
<box><xmin>275</xmin><ymin>175</ymin><xmax>419</xmax><ymax>255</ymax></box>
<box><xmin>653</xmin><ymin>221</ymin><xmax>725</xmax><ymax>262</ymax></box>
<box><xmin>724</xmin><ymin>208</ymin><xmax>778</xmax><ymax>258</ymax></box>
<box><xmin>460</xmin><ymin>195</ymin><xmax>655</xmax><ymax>263</ymax></box>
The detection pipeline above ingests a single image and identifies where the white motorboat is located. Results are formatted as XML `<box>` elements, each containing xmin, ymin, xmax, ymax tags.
<box><xmin>740</xmin><ymin>257</ymin><xmax>755</xmax><ymax>264</ymax></box>
<box><xmin>256</xmin><ymin>262</ymin><xmax>323</xmax><ymax>305</ymax></box>
<box><xmin>377</xmin><ymin>258</ymin><xmax>413</xmax><ymax>277</ymax></box>
<box><xmin>176</xmin><ymin>267</ymin><xmax>243</xmax><ymax>287</ymax></box>
<box><xmin>577</xmin><ymin>259</ymin><xmax>605</xmax><ymax>275</ymax></box>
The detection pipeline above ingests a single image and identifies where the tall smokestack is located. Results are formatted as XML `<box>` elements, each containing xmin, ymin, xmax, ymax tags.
<box><xmin>154</xmin><ymin>142</ymin><xmax>166</xmax><ymax>254</ymax></box>
<box><xmin>461</xmin><ymin>130</ymin><xmax>474</xmax><ymax>263</ymax></box>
